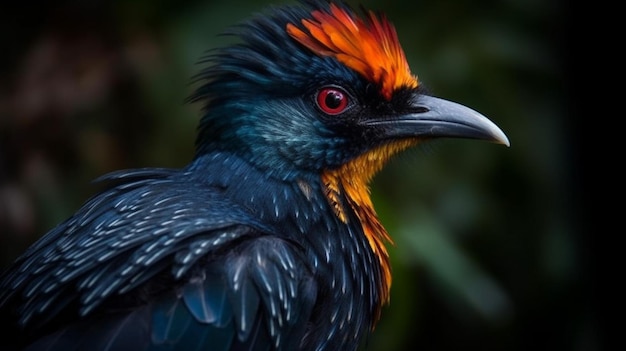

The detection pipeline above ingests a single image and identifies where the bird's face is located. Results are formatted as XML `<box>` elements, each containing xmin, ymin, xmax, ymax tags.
<box><xmin>192</xmin><ymin>1</ymin><xmax>508</xmax><ymax>181</ymax></box>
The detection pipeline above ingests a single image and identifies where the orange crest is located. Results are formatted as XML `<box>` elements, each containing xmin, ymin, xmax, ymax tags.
<box><xmin>286</xmin><ymin>3</ymin><xmax>419</xmax><ymax>100</ymax></box>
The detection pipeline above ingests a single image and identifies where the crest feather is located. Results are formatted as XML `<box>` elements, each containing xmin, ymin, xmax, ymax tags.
<box><xmin>286</xmin><ymin>3</ymin><xmax>418</xmax><ymax>100</ymax></box>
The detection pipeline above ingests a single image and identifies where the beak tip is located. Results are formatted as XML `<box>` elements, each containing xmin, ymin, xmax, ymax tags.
<box><xmin>471</xmin><ymin>109</ymin><xmax>509</xmax><ymax>147</ymax></box>
<box><xmin>493</xmin><ymin>129</ymin><xmax>510</xmax><ymax>147</ymax></box>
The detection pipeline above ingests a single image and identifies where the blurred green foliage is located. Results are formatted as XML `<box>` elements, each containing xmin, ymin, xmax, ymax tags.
<box><xmin>1</xmin><ymin>0</ymin><xmax>593</xmax><ymax>350</ymax></box>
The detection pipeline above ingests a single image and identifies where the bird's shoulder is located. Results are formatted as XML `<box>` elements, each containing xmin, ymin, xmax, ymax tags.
<box><xmin>0</xmin><ymin>163</ymin><xmax>319</xmax><ymax>350</ymax></box>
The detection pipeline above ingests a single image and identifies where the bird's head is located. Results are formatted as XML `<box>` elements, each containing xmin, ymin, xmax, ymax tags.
<box><xmin>191</xmin><ymin>0</ymin><xmax>508</xmax><ymax>182</ymax></box>
<box><xmin>190</xmin><ymin>0</ymin><xmax>509</xmax><ymax>314</ymax></box>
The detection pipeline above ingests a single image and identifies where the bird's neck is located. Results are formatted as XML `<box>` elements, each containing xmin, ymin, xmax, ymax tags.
<box><xmin>320</xmin><ymin>139</ymin><xmax>417</xmax><ymax>311</ymax></box>
<box><xmin>189</xmin><ymin>147</ymin><xmax>414</xmax><ymax>326</ymax></box>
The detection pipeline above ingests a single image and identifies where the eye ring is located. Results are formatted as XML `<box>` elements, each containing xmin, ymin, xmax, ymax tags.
<box><xmin>316</xmin><ymin>86</ymin><xmax>349</xmax><ymax>115</ymax></box>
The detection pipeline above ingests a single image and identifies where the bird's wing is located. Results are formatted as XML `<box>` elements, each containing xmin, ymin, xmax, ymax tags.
<box><xmin>0</xmin><ymin>168</ymin><xmax>317</xmax><ymax>350</ymax></box>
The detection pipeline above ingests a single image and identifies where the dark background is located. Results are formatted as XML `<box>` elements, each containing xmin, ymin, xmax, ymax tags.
<box><xmin>1</xmin><ymin>0</ymin><xmax>594</xmax><ymax>350</ymax></box>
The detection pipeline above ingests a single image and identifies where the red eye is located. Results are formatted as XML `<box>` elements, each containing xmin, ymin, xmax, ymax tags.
<box><xmin>316</xmin><ymin>87</ymin><xmax>349</xmax><ymax>115</ymax></box>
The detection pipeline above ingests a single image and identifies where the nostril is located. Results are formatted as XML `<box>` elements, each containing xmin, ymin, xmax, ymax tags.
<box><xmin>411</xmin><ymin>106</ymin><xmax>429</xmax><ymax>114</ymax></box>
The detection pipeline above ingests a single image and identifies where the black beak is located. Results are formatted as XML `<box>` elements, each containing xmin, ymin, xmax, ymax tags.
<box><xmin>366</xmin><ymin>94</ymin><xmax>510</xmax><ymax>146</ymax></box>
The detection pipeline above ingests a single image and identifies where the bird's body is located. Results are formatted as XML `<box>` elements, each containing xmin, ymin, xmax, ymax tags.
<box><xmin>0</xmin><ymin>1</ymin><xmax>509</xmax><ymax>350</ymax></box>
<box><xmin>2</xmin><ymin>156</ymin><xmax>379</xmax><ymax>350</ymax></box>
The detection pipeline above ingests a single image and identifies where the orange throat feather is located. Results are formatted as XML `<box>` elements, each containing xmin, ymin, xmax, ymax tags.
<box><xmin>320</xmin><ymin>140</ymin><xmax>417</xmax><ymax>324</ymax></box>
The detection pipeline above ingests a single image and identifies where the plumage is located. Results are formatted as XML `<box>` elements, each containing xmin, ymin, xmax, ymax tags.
<box><xmin>0</xmin><ymin>1</ymin><xmax>509</xmax><ymax>350</ymax></box>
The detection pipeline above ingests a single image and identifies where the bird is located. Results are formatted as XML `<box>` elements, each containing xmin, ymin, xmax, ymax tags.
<box><xmin>0</xmin><ymin>1</ymin><xmax>509</xmax><ymax>350</ymax></box>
